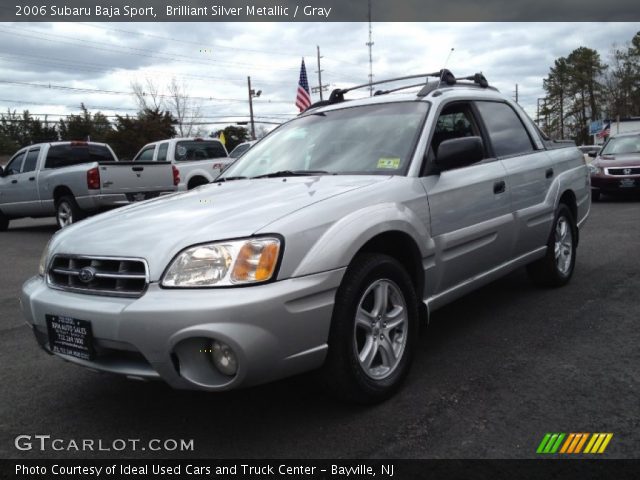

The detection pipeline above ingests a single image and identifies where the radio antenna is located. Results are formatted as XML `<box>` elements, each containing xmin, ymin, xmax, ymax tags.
<box><xmin>440</xmin><ymin>48</ymin><xmax>455</xmax><ymax>82</ymax></box>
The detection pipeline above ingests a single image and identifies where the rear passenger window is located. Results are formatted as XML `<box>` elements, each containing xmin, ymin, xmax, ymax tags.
<box><xmin>475</xmin><ymin>101</ymin><xmax>534</xmax><ymax>157</ymax></box>
<box><xmin>175</xmin><ymin>141</ymin><xmax>227</xmax><ymax>161</ymax></box>
<box><xmin>45</xmin><ymin>144</ymin><xmax>115</xmax><ymax>169</ymax></box>
<box><xmin>22</xmin><ymin>149</ymin><xmax>40</xmax><ymax>173</ymax></box>
<box><xmin>157</xmin><ymin>143</ymin><xmax>169</xmax><ymax>161</ymax></box>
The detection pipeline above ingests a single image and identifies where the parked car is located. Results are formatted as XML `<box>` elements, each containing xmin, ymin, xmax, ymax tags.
<box><xmin>0</xmin><ymin>141</ymin><xmax>178</xmax><ymax>230</ymax></box>
<box><xmin>228</xmin><ymin>140</ymin><xmax>256</xmax><ymax>158</ymax></box>
<box><xmin>589</xmin><ymin>132</ymin><xmax>640</xmax><ymax>200</ymax></box>
<box><xmin>22</xmin><ymin>71</ymin><xmax>590</xmax><ymax>403</ymax></box>
<box><xmin>133</xmin><ymin>138</ymin><xmax>232</xmax><ymax>190</ymax></box>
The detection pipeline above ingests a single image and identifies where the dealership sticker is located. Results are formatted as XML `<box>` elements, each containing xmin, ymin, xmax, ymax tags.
<box><xmin>377</xmin><ymin>157</ymin><xmax>401</xmax><ymax>169</ymax></box>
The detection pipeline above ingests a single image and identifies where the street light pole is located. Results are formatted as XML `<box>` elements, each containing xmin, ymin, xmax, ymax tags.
<box><xmin>247</xmin><ymin>76</ymin><xmax>256</xmax><ymax>140</ymax></box>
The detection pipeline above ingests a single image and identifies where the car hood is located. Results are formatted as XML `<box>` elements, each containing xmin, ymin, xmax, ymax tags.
<box><xmin>594</xmin><ymin>153</ymin><xmax>640</xmax><ymax>167</ymax></box>
<box><xmin>50</xmin><ymin>175</ymin><xmax>390</xmax><ymax>279</ymax></box>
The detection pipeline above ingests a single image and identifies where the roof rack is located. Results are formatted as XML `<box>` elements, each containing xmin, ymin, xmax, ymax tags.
<box><xmin>303</xmin><ymin>70</ymin><xmax>495</xmax><ymax>112</ymax></box>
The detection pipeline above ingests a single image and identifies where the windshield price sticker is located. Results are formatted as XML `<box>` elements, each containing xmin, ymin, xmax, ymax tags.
<box><xmin>377</xmin><ymin>158</ymin><xmax>401</xmax><ymax>169</ymax></box>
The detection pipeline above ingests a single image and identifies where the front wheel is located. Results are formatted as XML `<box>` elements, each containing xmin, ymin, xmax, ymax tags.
<box><xmin>591</xmin><ymin>189</ymin><xmax>601</xmax><ymax>202</ymax></box>
<box><xmin>321</xmin><ymin>253</ymin><xmax>419</xmax><ymax>404</ymax></box>
<box><xmin>55</xmin><ymin>196</ymin><xmax>85</xmax><ymax>229</ymax></box>
<box><xmin>526</xmin><ymin>204</ymin><xmax>577</xmax><ymax>287</ymax></box>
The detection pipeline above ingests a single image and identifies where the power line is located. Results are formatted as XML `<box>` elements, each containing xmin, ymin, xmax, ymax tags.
<box><xmin>0</xmin><ymin>52</ymin><xmax>297</xmax><ymax>87</ymax></box>
<box><xmin>0</xmin><ymin>26</ymin><xmax>301</xmax><ymax>72</ymax></box>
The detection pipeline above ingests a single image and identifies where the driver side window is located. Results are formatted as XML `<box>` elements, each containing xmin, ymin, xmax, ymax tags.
<box><xmin>432</xmin><ymin>104</ymin><xmax>478</xmax><ymax>155</ymax></box>
<box><xmin>5</xmin><ymin>152</ymin><xmax>26</xmax><ymax>175</ymax></box>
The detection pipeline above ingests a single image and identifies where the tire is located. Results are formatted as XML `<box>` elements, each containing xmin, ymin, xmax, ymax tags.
<box><xmin>591</xmin><ymin>190</ymin><xmax>601</xmax><ymax>202</ymax></box>
<box><xmin>55</xmin><ymin>195</ymin><xmax>85</xmax><ymax>229</ymax></box>
<box><xmin>526</xmin><ymin>203</ymin><xmax>577</xmax><ymax>287</ymax></box>
<box><xmin>188</xmin><ymin>177</ymin><xmax>209</xmax><ymax>190</ymax></box>
<box><xmin>321</xmin><ymin>253</ymin><xmax>419</xmax><ymax>404</ymax></box>
<box><xmin>0</xmin><ymin>211</ymin><xmax>8</xmax><ymax>231</ymax></box>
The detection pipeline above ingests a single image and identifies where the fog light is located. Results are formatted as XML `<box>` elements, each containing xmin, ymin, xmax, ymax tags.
<box><xmin>210</xmin><ymin>341</ymin><xmax>238</xmax><ymax>376</ymax></box>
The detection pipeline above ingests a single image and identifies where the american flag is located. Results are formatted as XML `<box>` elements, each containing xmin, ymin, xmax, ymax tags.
<box><xmin>596</xmin><ymin>121</ymin><xmax>611</xmax><ymax>138</ymax></box>
<box><xmin>295</xmin><ymin>58</ymin><xmax>311</xmax><ymax>112</ymax></box>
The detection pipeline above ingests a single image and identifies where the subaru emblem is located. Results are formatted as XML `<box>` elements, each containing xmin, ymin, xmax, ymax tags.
<box><xmin>78</xmin><ymin>267</ymin><xmax>96</xmax><ymax>283</ymax></box>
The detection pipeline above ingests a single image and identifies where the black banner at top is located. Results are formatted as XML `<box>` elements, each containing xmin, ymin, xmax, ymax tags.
<box><xmin>3</xmin><ymin>0</ymin><xmax>640</xmax><ymax>22</ymax></box>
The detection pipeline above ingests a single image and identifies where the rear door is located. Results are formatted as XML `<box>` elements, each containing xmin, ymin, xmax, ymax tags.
<box><xmin>474</xmin><ymin>100</ymin><xmax>555</xmax><ymax>257</ymax></box>
<box><xmin>421</xmin><ymin>101</ymin><xmax>514</xmax><ymax>294</ymax></box>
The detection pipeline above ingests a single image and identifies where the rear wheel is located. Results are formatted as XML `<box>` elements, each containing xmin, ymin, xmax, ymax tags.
<box><xmin>55</xmin><ymin>196</ymin><xmax>84</xmax><ymax>229</ymax></box>
<box><xmin>188</xmin><ymin>177</ymin><xmax>209</xmax><ymax>190</ymax></box>
<box><xmin>0</xmin><ymin>211</ymin><xmax>8</xmax><ymax>231</ymax></box>
<box><xmin>527</xmin><ymin>203</ymin><xmax>577</xmax><ymax>287</ymax></box>
<box><xmin>321</xmin><ymin>253</ymin><xmax>418</xmax><ymax>404</ymax></box>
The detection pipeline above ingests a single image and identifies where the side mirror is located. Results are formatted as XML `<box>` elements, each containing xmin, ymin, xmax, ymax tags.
<box><xmin>435</xmin><ymin>136</ymin><xmax>484</xmax><ymax>171</ymax></box>
<box><xmin>588</xmin><ymin>151</ymin><xmax>598</xmax><ymax>158</ymax></box>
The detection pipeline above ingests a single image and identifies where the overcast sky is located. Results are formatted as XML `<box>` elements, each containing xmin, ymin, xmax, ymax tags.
<box><xmin>0</xmin><ymin>22</ymin><xmax>638</xmax><ymax>134</ymax></box>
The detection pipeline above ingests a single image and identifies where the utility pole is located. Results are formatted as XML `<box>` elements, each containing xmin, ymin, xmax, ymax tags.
<box><xmin>366</xmin><ymin>0</ymin><xmax>374</xmax><ymax>96</ymax></box>
<box><xmin>514</xmin><ymin>84</ymin><xmax>519</xmax><ymax>103</ymax></box>
<box><xmin>247</xmin><ymin>76</ymin><xmax>261</xmax><ymax>140</ymax></box>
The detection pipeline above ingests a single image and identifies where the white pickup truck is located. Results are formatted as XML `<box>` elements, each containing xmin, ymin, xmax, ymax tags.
<box><xmin>132</xmin><ymin>137</ymin><xmax>234</xmax><ymax>190</ymax></box>
<box><xmin>0</xmin><ymin>141</ymin><xmax>178</xmax><ymax>230</ymax></box>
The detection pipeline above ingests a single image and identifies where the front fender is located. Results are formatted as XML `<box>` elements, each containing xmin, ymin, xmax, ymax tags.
<box><xmin>292</xmin><ymin>202</ymin><xmax>432</xmax><ymax>277</ymax></box>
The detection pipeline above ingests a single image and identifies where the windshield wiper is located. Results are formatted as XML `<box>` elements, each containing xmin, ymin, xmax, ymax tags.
<box><xmin>215</xmin><ymin>176</ymin><xmax>248</xmax><ymax>182</ymax></box>
<box><xmin>251</xmin><ymin>170</ymin><xmax>330</xmax><ymax>179</ymax></box>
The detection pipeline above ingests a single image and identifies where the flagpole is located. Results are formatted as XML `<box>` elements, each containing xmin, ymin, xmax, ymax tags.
<box><xmin>247</xmin><ymin>76</ymin><xmax>256</xmax><ymax>140</ymax></box>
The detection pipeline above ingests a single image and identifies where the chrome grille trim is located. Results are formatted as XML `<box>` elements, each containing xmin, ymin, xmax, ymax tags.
<box><xmin>47</xmin><ymin>255</ymin><xmax>149</xmax><ymax>298</ymax></box>
<box><xmin>605</xmin><ymin>167</ymin><xmax>640</xmax><ymax>177</ymax></box>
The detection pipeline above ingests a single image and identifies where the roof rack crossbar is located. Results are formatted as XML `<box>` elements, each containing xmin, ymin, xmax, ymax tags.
<box><xmin>374</xmin><ymin>82</ymin><xmax>433</xmax><ymax>96</ymax></box>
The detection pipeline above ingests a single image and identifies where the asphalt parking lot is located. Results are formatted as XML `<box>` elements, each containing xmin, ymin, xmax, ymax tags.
<box><xmin>1</xmin><ymin>199</ymin><xmax>639</xmax><ymax>459</ymax></box>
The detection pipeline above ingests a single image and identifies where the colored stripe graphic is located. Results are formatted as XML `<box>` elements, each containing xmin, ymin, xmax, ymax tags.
<box><xmin>537</xmin><ymin>433</ymin><xmax>565</xmax><ymax>454</ymax></box>
<box><xmin>584</xmin><ymin>433</ymin><xmax>614</xmax><ymax>454</ymax></box>
<box><xmin>538</xmin><ymin>433</ymin><xmax>613</xmax><ymax>454</ymax></box>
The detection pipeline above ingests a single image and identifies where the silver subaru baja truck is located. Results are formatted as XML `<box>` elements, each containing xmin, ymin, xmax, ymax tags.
<box><xmin>22</xmin><ymin>70</ymin><xmax>590</xmax><ymax>403</ymax></box>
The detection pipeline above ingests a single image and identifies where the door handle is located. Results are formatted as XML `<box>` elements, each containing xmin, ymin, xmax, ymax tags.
<box><xmin>493</xmin><ymin>180</ymin><xmax>506</xmax><ymax>194</ymax></box>
<box><xmin>11</xmin><ymin>179</ymin><xmax>17</xmax><ymax>184</ymax></box>
<box><xmin>545</xmin><ymin>168</ymin><xmax>554</xmax><ymax>179</ymax></box>
<box><xmin>132</xmin><ymin>166</ymin><xmax>144</xmax><ymax>172</ymax></box>
<box><xmin>29</xmin><ymin>177</ymin><xmax>35</xmax><ymax>181</ymax></box>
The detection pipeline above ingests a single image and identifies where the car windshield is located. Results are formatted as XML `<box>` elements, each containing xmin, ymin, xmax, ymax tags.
<box><xmin>601</xmin><ymin>136</ymin><xmax>640</xmax><ymax>155</ymax></box>
<box><xmin>220</xmin><ymin>102</ymin><xmax>429</xmax><ymax>179</ymax></box>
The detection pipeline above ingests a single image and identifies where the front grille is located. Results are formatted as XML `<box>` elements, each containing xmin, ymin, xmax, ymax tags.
<box><xmin>606</xmin><ymin>167</ymin><xmax>640</xmax><ymax>176</ymax></box>
<box><xmin>48</xmin><ymin>255</ymin><xmax>148</xmax><ymax>298</ymax></box>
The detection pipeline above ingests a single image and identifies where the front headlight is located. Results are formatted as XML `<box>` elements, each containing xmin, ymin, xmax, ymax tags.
<box><xmin>588</xmin><ymin>165</ymin><xmax>603</xmax><ymax>175</ymax></box>
<box><xmin>38</xmin><ymin>240</ymin><xmax>52</xmax><ymax>277</ymax></box>
<box><xmin>162</xmin><ymin>237</ymin><xmax>281</xmax><ymax>287</ymax></box>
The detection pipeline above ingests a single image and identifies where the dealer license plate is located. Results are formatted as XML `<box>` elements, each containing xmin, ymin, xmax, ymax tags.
<box><xmin>619</xmin><ymin>178</ymin><xmax>636</xmax><ymax>188</ymax></box>
<box><xmin>46</xmin><ymin>314</ymin><xmax>95</xmax><ymax>360</ymax></box>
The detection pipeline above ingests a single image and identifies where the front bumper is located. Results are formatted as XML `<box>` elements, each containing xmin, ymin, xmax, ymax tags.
<box><xmin>21</xmin><ymin>269</ymin><xmax>344</xmax><ymax>390</ymax></box>
<box><xmin>591</xmin><ymin>175</ymin><xmax>640</xmax><ymax>193</ymax></box>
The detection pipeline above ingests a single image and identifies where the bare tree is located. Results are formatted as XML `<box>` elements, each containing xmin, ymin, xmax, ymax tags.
<box><xmin>131</xmin><ymin>79</ymin><xmax>164</xmax><ymax>112</ymax></box>
<box><xmin>166</xmin><ymin>78</ymin><xmax>202</xmax><ymax>137</ymax></box>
